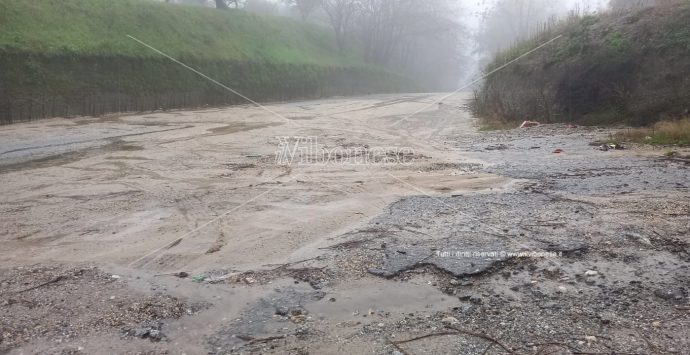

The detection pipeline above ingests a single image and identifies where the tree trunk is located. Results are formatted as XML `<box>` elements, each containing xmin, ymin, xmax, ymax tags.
<box><xmin>215</xmin><ymin>0</ymin><xmax>228</xmax><ymax>9</ymax></box>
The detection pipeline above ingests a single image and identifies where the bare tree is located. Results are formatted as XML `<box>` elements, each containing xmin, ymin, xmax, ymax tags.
<box><xmin>318</xmin><ymin>0</ymin><xmax>466</xmax><ymax>88</ymax></box>
<box><xmin>476</xmin><ymin>0</ymin><xmax>565</xmax><ymax>55</ymax></box>
<box><xmin>357</xmin><ymin>1</ymin><xmax>462</xmax><ymax>62</ymax></box>
<box><xmin>321</xmin><ymin>0</ymin><xmax>358</xmax><ymax>50</ymax></box>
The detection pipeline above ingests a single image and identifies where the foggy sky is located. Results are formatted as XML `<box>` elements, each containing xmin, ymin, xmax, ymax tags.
<box><xmin>463</xmin><ymin>0</ymin><xmax>609</xmax><ymax>30</ymax></box>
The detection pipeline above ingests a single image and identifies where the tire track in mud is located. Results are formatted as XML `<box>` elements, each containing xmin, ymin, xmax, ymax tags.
<box><xmin>10</xmin><ymin>94</ymin><xmax>689</xmax><ymax>354</ymax></box>
<box><xmin>0</xmin><ymin>95</ymin><xmax>536</xmax><ymax>355</ymax></box>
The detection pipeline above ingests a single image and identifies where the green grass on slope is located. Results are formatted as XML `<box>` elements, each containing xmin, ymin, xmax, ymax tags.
<box><xmin>0</xmin><ymin>0</ymin><xmax>415</xmax><ymax>123</ymax></box>
<box><xmin>0</xmin><ymin>0</ymin><xmax>362</xmax><ymax>66</ymax></box>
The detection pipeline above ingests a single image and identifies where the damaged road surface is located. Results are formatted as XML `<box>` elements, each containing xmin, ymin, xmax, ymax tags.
<box><xmin>1</xmin><ymin>93</ymin><xmax>689</xmax><ymax>354</ymax></box>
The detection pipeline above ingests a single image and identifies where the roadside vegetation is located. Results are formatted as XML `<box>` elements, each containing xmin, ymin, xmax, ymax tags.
<box><xmin>476</xmin><ymin>117</ymin><xmax>520</xmax><ymax>131</ymax></box>
<box><xmin>0</xmin><ymin>0</ymin><xmax>413</xmax><ymax>123</ymax></box>
<box><xmin>615</xmin><ymin>117</ymin><xmax>690</xmax><ymax>146</ymax></box>
<box><xmin>472</xmin><ymin>0</ymin><xmax>690</xmax><ymax>132</ymax></box>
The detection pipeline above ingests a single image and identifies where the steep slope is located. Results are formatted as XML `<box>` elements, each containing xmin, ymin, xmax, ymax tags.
<box><xmin>474</xmin><ymin>2</ymin><xmax>690</xmax><ymax>126</ymax></box>
<box><xmin>0</xmin><ymin>0</ymin><xmax>412</xmax><ymax>123</ymax></box>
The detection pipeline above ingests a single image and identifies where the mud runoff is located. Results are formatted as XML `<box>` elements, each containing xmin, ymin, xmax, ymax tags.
<box><xmin>0</xmin><ymin>94</ymin><xmax>688</xmax><ymax>354</ymax></box>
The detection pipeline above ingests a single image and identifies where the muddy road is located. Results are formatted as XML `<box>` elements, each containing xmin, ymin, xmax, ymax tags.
<box><xmin>0</xmin><ymin>93</ymin><xmax>688</xmax><ymax>354</ymax></box>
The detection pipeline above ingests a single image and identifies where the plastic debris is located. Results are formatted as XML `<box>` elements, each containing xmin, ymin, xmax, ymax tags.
<box><xmin>191</xmin><ymin>274</ymin><xmax>207</xmax><ymax>283</ymax></box>
<box><xmin>598</xmin><ymin>143</ymin><xmax>624</xmax><ymax>151</ymax></box>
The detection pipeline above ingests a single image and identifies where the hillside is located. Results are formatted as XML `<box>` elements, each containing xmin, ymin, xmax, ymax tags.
<box><xmin>0</xmin><ymin>0</ymin><xmax>412</xmax><ymax>123</ymax></box>
<box><xmin>473</xmin><ymin>1</ymin><xmax>690</xmax><ymax>126</ymax></box>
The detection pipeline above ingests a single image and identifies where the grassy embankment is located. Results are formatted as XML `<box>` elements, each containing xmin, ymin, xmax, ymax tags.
<box><xmin>0</xmin><ymin>0</ymin><xmax>413</xmax><ymax>123</ymax></box>
<box><xmin>473</xmin><ymin>1</ymin><xmax>690</xmax><ymax>145</ymax></box>
<box><xmin>614</xmin><ymin>117</ymin><xmax>690</xmax><ymax>145</ymax></box>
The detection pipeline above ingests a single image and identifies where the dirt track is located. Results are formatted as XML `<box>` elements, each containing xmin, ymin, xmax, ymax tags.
<box><xmin>1</xmin><ymin>93</ymin><xmax>689</xmax><ymax>354</ymax></box>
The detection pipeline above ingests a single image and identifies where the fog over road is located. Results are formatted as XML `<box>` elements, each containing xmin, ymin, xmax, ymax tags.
<box><xmin>1</xmin><ymin>93</ymin><xmax>688</xmax><ymax>354</ymax></box>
